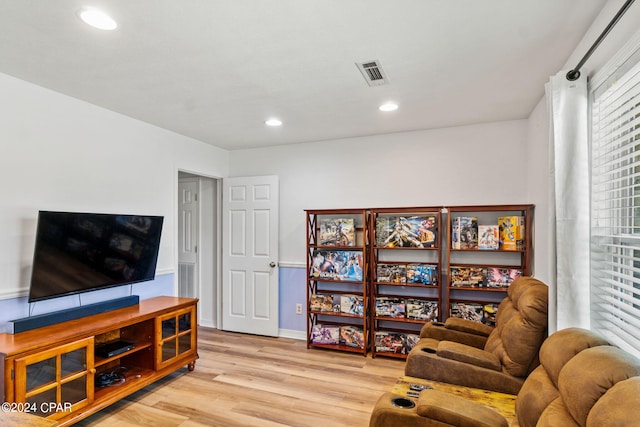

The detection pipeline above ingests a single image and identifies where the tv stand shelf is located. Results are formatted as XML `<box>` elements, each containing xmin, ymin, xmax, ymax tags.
<box><xmin>0</xmin><ymin>296</ymin><xmax>198</xmax><ymax>427</ymax></box>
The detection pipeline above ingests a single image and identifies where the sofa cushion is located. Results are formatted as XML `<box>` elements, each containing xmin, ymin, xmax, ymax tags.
<box><xmin>405</xmin><ymin>337</ymin><xmax>526</xmax><ymax>395</ymax></box>
<box><xmin>444</xmin><ymin>317</ymin><xmax>493</xmax><ymax>337</ymax></box>
<box><xmin>484</xmin><ymin>277</ymin><xmax>549</xmax><ymax>377</ymax></box>
<box><xmin>538</xmin><ymin>328</ymin><xmax>609</xmax><ymax>388</ymax></box>
<box><xmin>420</xmin><ymin>320</ymin><xmax>489</xmax><ymax>349</ymax></box>
<box><xmin>537</xmin><ymin>397</ymin><xmax>580</xmax><ymax>427</ymax></box>
<box><xmin>514</xmin><ymin>365</ymin><xmax>560</xmax><ymax>427</ymax></box>
<box><xmin>437</xmin><ymin>341</ymin><xmax>501</xmax><ymax>371</ymax></box>
<box><xmin>558</xmin><ymin>345</ymin><xmax>640</xmax><ymax>426</ymax></box>
<box><xmin>587</xmin><ymin>376</ymin><xmax>640</xmax><ymax>426</ymax></box>
<box><xmin>417</xmin><ymin>389</ymin><xmax>508</xmax><ymax>427</ymax></box>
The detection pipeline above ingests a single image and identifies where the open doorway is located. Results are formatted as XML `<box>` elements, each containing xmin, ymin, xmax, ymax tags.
<box><xmin>177</xmin><ymin>171</ymin><xmax>220</xmax><ymax>328</ymax></box>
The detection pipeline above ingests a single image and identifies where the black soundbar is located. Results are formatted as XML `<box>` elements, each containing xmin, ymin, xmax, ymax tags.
<box><xmin>10</xmin><ymin>295</ymin><xmax>140</xmax><ymax>334</ymax></box>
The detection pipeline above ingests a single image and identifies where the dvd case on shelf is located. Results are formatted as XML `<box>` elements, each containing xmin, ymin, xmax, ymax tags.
<box><xmin>311</xmin><ymin>250</ymin><xmax>363</xmax><ymax>281</ymax></box>
<box><xmin>318</xmin><ymin>218</ymin><xmax>355</xmax><ymax>247</ymax></box>
<box><xmin>486</xmin><ymin>267</ymin><xmax>522</xmax><ymax>288</ymax></box>
<box><xmin>406</xmin><ymin>264</ymin><xmax>438</xmax><ymax>285</ymax></box>
<box><xmin>451</xmin><ymin>217</ymin><xmax>478</xmax><ymax>249</ymax></box>
<box><xmin>450</xmin><ymin>266</ymin><xmax>486</xmax><ymax>287</ymax></box>
<box><xmin>340</xmin><ymin>295</ymin><xmax>364</xmax><ymax>316</ymax></box>
<box><xmin>406</xmin><ymin>333</ymin><xmax>419</xmax><ymax>351</ymax></box>
<box><xmin>450</xmin><ymin>266</ymin><xmax>470</xmax><ymax>287</ymax></box>
<box><xmin>376</xmin><ymin>264</ymin><xmax>406</xmax><ymax>283</ymax></box>
<box><xmin>309</xmin><ymin>294</ymin><xmax>334</xmax><ymax>312</ymax></box>
<box><xmin>375</xmin><ymin>216</ymin><xmax>437</xmax><ymax>248</ymax></box>
<box><xmin>374</xmin><ymin>331</ymin><xmax>420</xmax><ymax>354</ymax></box>
<box><xmin>483</xmin><ymin>304</ymin><xmax>499</xmax><ymax>326</ymax></box>
<box><xmin>405</xmin><ymin>299</ymin><xmax>438</xmax><ymax>321</ymax></box>
<box><xmin>375</xmin><ymin>331</ymin><xmax>404</xmax><ymax>354</ymax></box>
<box><xmin>498</xmin><ymin>216</ymin><xmax>525</xmax><ymax>251</ymax></box>
<box><xmin>478</xmin><ymin>225</ymin><xmax>500</xmax><ymax>250</ymax></box>
<box><xmin>450</xmin><ymin>302</ymin><xmax>483</xmax><ymax>322</ymax></box>
<box><xmin>310</xmin><ymin>325</ymin><xmax>340</xmax><ymax>344</ymax></box>
<box><xmin>340</xmin><ymin>325</ymin><xmax>365</xmax><ymax>349</ymax></box>
<box><xmin>375</xmin><ymin>297</ymin><xmax>406</xmax><ymax>318</ymax></box>
<box><xmin>468</xmin><ymin>267</ymin><xmax>485</xmax><ymax>287</ymax></box>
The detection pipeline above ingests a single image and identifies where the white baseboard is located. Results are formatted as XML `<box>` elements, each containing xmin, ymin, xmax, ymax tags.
<box><xmin>199</xmin><ymin>320</ymin><xmax>216</xmax><ymax>329</ymax></box>
<box><xmin>278</xmin><ymin>328</ymin><xmax>306</xmax><ymax>340</ymax></box>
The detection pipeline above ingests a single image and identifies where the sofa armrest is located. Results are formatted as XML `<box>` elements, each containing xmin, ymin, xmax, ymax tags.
<box><xmin>437</xmin><ymin>341</ymin><xmax>502</xmax><ymax>371</ymax></box>
<box><xmin>417</xmin><ymin>389</ymin><xmax>508</xmax><ymax>427</ymax></box>
<box><xmin>444</xmin><ymin>317</ymin><xmax>494</xmax><ymax>337</ymax></box>
<box><xmin>420</xmin><ymin>319</ymin><xmax>491</xmax><ymax>349</ymax></box>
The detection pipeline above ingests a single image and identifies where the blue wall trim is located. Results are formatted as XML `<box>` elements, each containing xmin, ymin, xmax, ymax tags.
<box><xmin>278</xmin><ymin>266</ymin><xmax>306</xmax><ymax>332</ymax></box>
<box><xmin>0</xmin><ymin>273</ymin><xmax>174</xmax><ymax>334</ymax></box>
<box><xmin>1</xmin><ymin>269</ymin><xmax>309</xmax><ymax>335</ymax></box>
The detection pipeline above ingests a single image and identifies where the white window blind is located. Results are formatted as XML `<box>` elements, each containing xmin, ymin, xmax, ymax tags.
<box><xmin>591</xmin><ymin>54</ymin><xmax>640</xmax><ymax>356</ymax></box>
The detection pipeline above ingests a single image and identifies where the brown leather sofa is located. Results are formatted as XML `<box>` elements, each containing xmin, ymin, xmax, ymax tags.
<box><xmin>370</xmin><ymin>328</ymin><xmax>640</xmax><ymax>427</ymax></box>
<box><xmin>405</xmin><ymin>276</ymin><xmax>548</xmax><ymax>394</ymax></box>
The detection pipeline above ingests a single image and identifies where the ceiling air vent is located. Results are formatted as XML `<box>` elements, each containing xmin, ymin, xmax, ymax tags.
<box><xmin>356</xmin><ymin>60</ymin><xmax>389</xmax><ymax>86</ymax></box>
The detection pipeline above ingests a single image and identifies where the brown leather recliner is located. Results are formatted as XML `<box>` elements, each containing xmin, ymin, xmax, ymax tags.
<box><xmin>405</xmin><ymin>276</ymin><xmax>548</xmax><ymax>394</ymax></box>
<box><xmin>371</xmin><ymin>328</ymin><xmax>640</xmax><ymax>427</ymax></box>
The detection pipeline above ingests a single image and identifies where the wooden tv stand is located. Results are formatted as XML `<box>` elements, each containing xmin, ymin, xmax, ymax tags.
<box><xmin>0</xmin><ymin>296</ymin><xmax>198</xmax><ymax>426</ymax></box>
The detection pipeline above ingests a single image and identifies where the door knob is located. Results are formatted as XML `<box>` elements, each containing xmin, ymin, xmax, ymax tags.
<box><xmin>269</xmin><ymin>262</ymin><xmax>277</xmax><ymax>268</ymax></box>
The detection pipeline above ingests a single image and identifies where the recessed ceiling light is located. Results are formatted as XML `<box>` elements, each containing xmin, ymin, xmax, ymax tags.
<box><xmin>78</xmin><ymin>7</ymin><xmax>118</xmax><ymax>30</ymax></box>
<box><xmin>265</xmin><ymin>118</ymin><xmax>283</xmax><ymax>127</ymax></box>
<box><xmin>379</xmin><ymin>103</ymin><xmax>399</xmax><ymax>112</ymax></box>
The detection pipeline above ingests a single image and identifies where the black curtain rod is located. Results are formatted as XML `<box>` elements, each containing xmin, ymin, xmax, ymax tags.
<box><xmin>566</xmin><ymin>0</ymin><xmax>636</xmax><ymax>81</ymax></box>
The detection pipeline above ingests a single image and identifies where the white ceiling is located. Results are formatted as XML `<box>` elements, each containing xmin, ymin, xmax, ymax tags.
<box><xmin>0</xmin><ymin>1</ymin><xmax>608</xmax><ymax>150</ymax></box>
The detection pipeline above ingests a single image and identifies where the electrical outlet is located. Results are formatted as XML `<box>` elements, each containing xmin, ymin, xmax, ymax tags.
<box><xmin>295</xmin><ymin>303</ymin><xmax>303</xmax><ymax>314</ymax></box>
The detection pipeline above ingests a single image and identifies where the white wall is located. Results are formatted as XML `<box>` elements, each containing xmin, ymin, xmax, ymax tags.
<box><xmin>229</xmin><ymin>120</ymin><xmax>530</xmax><ymax>265</ymax></box>
<box><xmin>0</xmin><ymin>72</ymin><xmax>229</xmax><ymax>299</ymax></box>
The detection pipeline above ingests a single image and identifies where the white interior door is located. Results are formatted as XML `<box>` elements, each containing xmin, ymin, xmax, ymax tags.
<box><xmin>222</xmin><ymin>175</ymin><xmax>279</xmax><ymax>336</ymax></box>
<box><xmin>178</xmin><ymin>179</ymin><xmax>198</xmax><ymax>299</ymax></box>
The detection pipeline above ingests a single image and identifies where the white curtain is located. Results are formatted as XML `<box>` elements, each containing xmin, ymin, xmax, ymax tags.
<box><xmin>545</xmin><ymin>70</ymin><xmax>590</xmax><ymax>331</ymax></box>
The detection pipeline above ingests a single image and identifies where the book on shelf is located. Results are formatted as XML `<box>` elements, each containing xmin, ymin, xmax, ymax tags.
<box><xmin>478</xmin><ymin>225</ymin><xmax>500</xmax><ymax>250</ymax></box>
<box><xmin>310</xmin><ymin>250</ymin><xmax>363</xmax><ymax>281</ymax></box>
<box><xmin>340</xmin><ymin>325</ymin><xmax>365</xmax><ymax>349</ymax></box>
<box><xmin>486</xmin><ymin>267</ymin><xmax>522</xmax><ymax>288</ymax></box>
<box><xmin>405</xmin><ymin>299</ymin><xmax>438</xmax><ymax>321</ymax></box>
<box><xmin>310</xmin><ymin>325</ymin><xmax>340</xmax><ymax>344</ymax></box>
<box><xmin>309</xmin><ymin>294</ymin><xmax>335</xmax><ymax>312</ymax></box>
<box><xmin>375</xmin><ymin>297</ymin><xmax>406</xmax><ymax>318</ymax></box>
<box><xmin>450</xmin><ymin>302</ymin><xmax>484</xmax><ymax>322</ymax></box>
<box><xmin>376</xmin><ymin>263</ymin><xmax>407</xmax><ymax>284</ymax></box>
<box><xmin>340</xmin><ymin>295</ymin><xmax>364</xmax><ymax>316</ymax></box>
<box><xmin>318</xmin><ymin>218</ymin><xmax>355</xmax><ymax>246</ymax></box>
<box><xmin>406</xmin><ymin>264</ymin><xmax>438</xmax><ymax>286</ymax></box>
<box><xmin>375</xmin><ymin>215</ymin><xmax>438</xmax><ymax>248</ymax></box>
<box><xmin>375</xmin><ymin>331</ymin><xmax>419</xmax><ymax>354</ymax></box>
<box><xmin>451</xmin><ymin>217</ymin><xmax>478</xmax><ymax>249</ymax></box>
<box><xmin>498</xmin><ymin>216</ymin><xmax>525</xmax><ymax>250</ymax></box>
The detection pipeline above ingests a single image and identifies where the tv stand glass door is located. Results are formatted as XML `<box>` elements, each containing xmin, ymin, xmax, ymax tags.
<box><xmin>14</xmin><ymin>337</ymin><xmax>94</xmax><ymax>419</ymax></box>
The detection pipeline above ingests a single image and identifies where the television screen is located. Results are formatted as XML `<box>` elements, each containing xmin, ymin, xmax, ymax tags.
<box><xmin>28</xmin><ymin>211</ymin><xmax>164</xmax><ymax>303</ymax></box>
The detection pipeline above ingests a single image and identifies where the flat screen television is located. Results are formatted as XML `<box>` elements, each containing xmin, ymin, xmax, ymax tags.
<box><xmin>28</xmin><ymin>211</ymin><xmax>164</xmax><ymax>303</ymax></box>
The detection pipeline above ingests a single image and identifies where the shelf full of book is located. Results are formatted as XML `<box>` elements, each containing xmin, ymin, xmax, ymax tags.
<box><xmin>444</xmin><ymin>204</ymin><xmax>534</xmax><ymax>327</ymax></box>
<box><xmin>306</xmin><ymin>209</ymin><xmax>370</xmax><ymax>355</ymax></box>
<box><xmin>369</xmin><ymin>208</ymin><xmax>442</xmax><ymax>359</ymax></box>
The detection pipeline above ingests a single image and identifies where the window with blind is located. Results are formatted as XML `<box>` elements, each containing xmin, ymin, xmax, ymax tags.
<box><xmin>591</xmin><ymin>47</ymin><xmax>640</xmax><ymax>356</ymax></box>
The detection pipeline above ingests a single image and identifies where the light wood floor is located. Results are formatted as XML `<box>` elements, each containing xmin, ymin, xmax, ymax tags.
<box><xmin>75</xmin><ymin>327</ymin><xmax>406</xmax><ymax>427</ymax></box>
